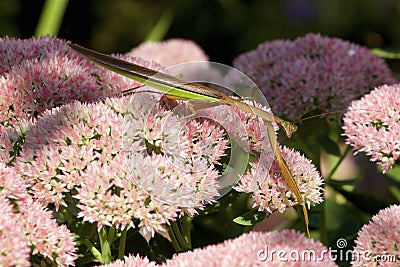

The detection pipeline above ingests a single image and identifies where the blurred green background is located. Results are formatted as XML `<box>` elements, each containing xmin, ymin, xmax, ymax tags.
<box><xmin>1</xmin><ymin>0</ymin><xmax>400</xmax><ymax>65</ymax></box>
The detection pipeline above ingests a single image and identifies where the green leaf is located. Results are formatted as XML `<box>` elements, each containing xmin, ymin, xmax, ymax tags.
<box><xmin>384</xmin><ymin>164</ymin><xmax>400</xmax><ymax>182</ymax></box>
<box><xmin>317</xmin><ymin>135</ymin><xmax>341</xmax><ymax>156</ymax></box>
<box><xmin>388</xmin><ymin>186</ymin><xmax>400</xmax><ymax>203</ymax></box>
<box><xmin>233</xmin><ymin>209</ymin><xmax>266</xmax><ymax>226</ymax></box>
<box><xmin>383</xmin><ymin>168</ymin><xmax>400</xmax><ymax>202</ymax></box>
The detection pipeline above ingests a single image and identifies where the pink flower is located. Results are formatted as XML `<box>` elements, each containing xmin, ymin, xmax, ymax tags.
<box><xmin>234</xmin><ymin>33</ymin><xmax>397</xmax><ymax>121</ymax></box>
<box><xmin>0</xmin><ymin>196</ymin><xmax>30</xmax><ymax>267</ymax></box>
<box><xmin>235</xmin><ymin>146</ymin><xmax>323</xmax><ymax>214</ymax></box>
<box><xmin>351</xmin><ymin>205</ymin><xmax>400</xmax><ymax>267</ymax></box>
<box><xmin>342</xmin><ymin>84</ymin><xmax>400</xmax><ymax>173</ymax></box>
<box><xmin>16</xmin><ymin>100</ymin><xmax>114</xmax><ymax>209</ymax></box>
<box><xmin>98</xmin><ymin>254</ymin><xmax>156</xmax><ymax>267</ymax></box>
<box><xmin>162</xmin><ymin>230</ymin><xmax>337</xmax><ymax>266</ymax></box>
<box><xmin>127</xmin><ymin>39</ymin><xmax>209</xmax><ymax>66</ymax></box>
<box><xmin>0</xmin><ymin>36</ymin><xmax>96</xmax><ymax>128</ymax></box>
<box><xmin>0</xmin><ymin>163</ymin><xmax>30</xmax><ymax>204</ymax></box>
<box><xmin>0</xmin><ymin>36</ymin><xmax>73</xmax><ymax>74</ymax></box>
<box><xmin>0</xmin><ymin>36</ymin><xmax>161</xmax><ymax>129</ymax></box>
<box><xmin>20</xmin><ymin>198</ymin><xmax>77</xmax><ymax>266</ymax></box>
<box><xmin>16</xmin><ymin>92</ymin><xmax>229</xmax><ymax>237</ymax></box>
<box><xmin>0</xmin><ymin>121</ymin><xmax>31</xmax><ymax>163</ymax></box>
<box><xmin>75</xmin><ymin>154</ymin><xmax>180</xmax><ymax>234</ymax></box>
<box><xmin>0</xmin><ymin>164</ymin><xmax>31</xmax><ymax>267</ymax></box>
<box><xmin>0</xmin><ymin>163</ymin><xmax>77</xmax><ymax>266</ymax></box>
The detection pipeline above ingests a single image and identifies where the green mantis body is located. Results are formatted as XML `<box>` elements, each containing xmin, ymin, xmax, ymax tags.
<box><xmin>68</xmin><ymin>43</ymin><xmax>309</xmax><ymax>237</ymax></box>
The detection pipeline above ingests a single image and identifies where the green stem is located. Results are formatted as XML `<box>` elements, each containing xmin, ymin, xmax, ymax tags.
<box><xmin>166</xmin><ymin>223</ymin><xmax>182</xmax><ymax>252</ymax></box>
<box><xmin>118</xmin><ymin>227</ymin><xmax>128</xmax><ymax>260</ymax></box>
<box><xmin>98</xmin><ymin>227</ymin><xmax>112</xmax><ymax>264</ymax></box>
<box><xmin>82</xmin><ymin>239</ymin><xmax>103</xmax><ymax>263</ymax></box>
<box><xmin>107</xmin><ymin>226</ymin><xmax>116</xmax><ymax>247</ymax></box>
<box><xmin>171</xmin><ymin>220</ymin><xmax>190</xmax><ymax>251</ymax></box>
<box><xmin>144</xmin><ymin>9</ymin><xmax>174</xmax><ymax>42</ymax></box>
<box><xmin>35</xmin><ymin>0</ymin><xmax>69</xmax><ymax>36</ymax></box>
<box><xmin>60</xmin><ymin>206</ymin><xmax>73</xmax><ymax>225</ymax></box>
<box><xmin>180</xmin><ymin>216</ymin><xmax>193</xmax><ymax>248</ymax></box>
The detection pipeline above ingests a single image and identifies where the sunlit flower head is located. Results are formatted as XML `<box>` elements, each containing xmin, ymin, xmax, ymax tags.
<box><xmin>2</xmin><ymin>53</ymin><xmax>103</xmax><ymax>120</ymax></box>
<box><xmin>0</xmin><ymin>35</ymin><xmax>73</xmax><ymax>74</ymax></box>
<box><xmin>16</xmin><ymin>92</ymin><xmax>229</xmax><ymax>236</ymax></box>
<box><xmin>127</xmin><ymin>39</ymin><xmax>209</xmax><ymax>66</ymax></box>
<box><xmin>0</xmin><ymin>196</ymin><xmax>30</xmax><ymax>267</ymax></box>
<box><xmin>0</xmin><ymin>36</ymin><xmax>161</xmax><ymax>129</ymax></box>
<box><xmin>351</xmin><ymin>205</ymin><xmax>400</xmax><ymax>267</ymax></box>
<box><xmin>193</xmin><ymin>99</ymin><xmax>278</xmax><ymax>200</ymax></box>
<box><xmin>0</xmin><ymin>164</ymin><xmax>30</xmax><ymax>267</ymax></box>
<box><xmin>0</xmin><ymin>163</ymin><xmax>77</xmax><ymax>266</ymax></box>
<box><xmin>234</xmin><ymin>33</ymin><xmax>397</xmax><ymax>121</ymax></box>
<box><xmin>162</xmin><ymin>230</ymin><xmax>337</xmax><ymax>266</ymax></box>
<box><xmin>235</xmin><ymin>145</ymin><xmax>323</xmax><ymax>214</ymax></box>
<box><xmin>0</xmin><ymin>121</ymin><xmax>31</xmax><ymax>163</ymax></box>
<box><xmin>16</xmin><ymin>100</ymin><xmax>119</xmax><ymax>209</ymax></box>
<box><xmin>343</xmin><ymin>84</ymin><xmax>400</xmax><ymax>173</ymax></box>
<box><xmin>0</xmin><ymin>36</ymin><xmax>96</xmax><ymax>128</ymax></box>
<box><xmin>99</xmin><ymin>254</ymin><xmax>157</xmax><ymax>267</ymax></box>
<box><xmin>0</xmin><ymin>163</ymin><xmax>29</xmax><ymax>204</ymax></box>
<box><xmin>19</xmin><ymin>198</ymin><xmax>77</xmax><ymax>266</ymax></box>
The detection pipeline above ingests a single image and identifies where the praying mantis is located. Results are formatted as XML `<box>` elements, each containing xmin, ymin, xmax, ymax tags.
<box><xmin>68</xmin><ymin>43</ymin><xmax>310</xmax><ymax>237</ymax></box>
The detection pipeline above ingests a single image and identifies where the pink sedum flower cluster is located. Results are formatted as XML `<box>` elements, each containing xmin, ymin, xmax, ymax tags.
<box><xmin>0</xmin><ymin>36</ymin><xmax>156</xmax><ymax>131</ymax></box>
<box><xmin>99</xmin><ymin>254</ymin><xmax>157</xmax><ymax>267</ymax></box>
<box><xmin>0</xmin><ymin>195</ymin><xmax>30</xmax><ymax>267</ymax></box>
<box><xmin>234</xmin><ymin>33</ymin><xmax>397</xmax><ymax>121</ymax></box>
<box><xmin>1</xmin><ymin>36</ymin><xmax>330</xmax><ymax>265</ymax></box>
<box><xmin>0</xmin><ymin>35</ymin><xmax>70</xmax><ymax>74</ymax></box>
<box><xmin>351</xmin><ymin>205</ymin><xmax>400</xmax><ymax>267</ymax></box>
<box><xmin>0</xmin><ymin>163</ymin><xmax>77</xmax><ymax>266</ymax></box>
<box><xmin>194</xmin><ymin>99</ymin><xmax>323</xmax><ymax>214</ymax></box>
<box><xmin>16</xmin><ymin>92</ymin><xmax>228</xmax><ymax>236</ymax></box>
<box><xmin>128</xmin><ymin>38</ymin><xmax>209</xmax><ymax>66</ymax></box>
<box><xmin>0</xmin><ymin>162</ymin><xmax>30</xmax><ymax>203</ymax></box>
<box><xmin>236</xmin><ymin>145</ymin><xmax>323</xmax><ymax>214</ymax></box>
<box><xmin>100</xmin><ymin>230</ymin><xmax>337</xmax><ymax>267</ymax></box>
<box><xmin>0</xmin><ymin>121</ymin><xmax>31</xmax><ymax>164</ymax></box>
<box><xmin>20</xmin><ymin>198</ymin><xmax>77</xmax><ymax>266</ymax></box>
<box><xmin>161</xmin><ymin>230</ymin><xmax>337</xmax><ymax>267</ymax></box>
<box><xmin>343</xmin><ymin>84</ymin><xmax>400</xmax><ymax>173</ymax></box>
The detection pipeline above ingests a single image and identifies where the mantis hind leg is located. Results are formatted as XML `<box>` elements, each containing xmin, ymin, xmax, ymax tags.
<box><xmin>265</xmin><ymin>121</ymin><xmax>310</xmax><ymax>238</ymax></box>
